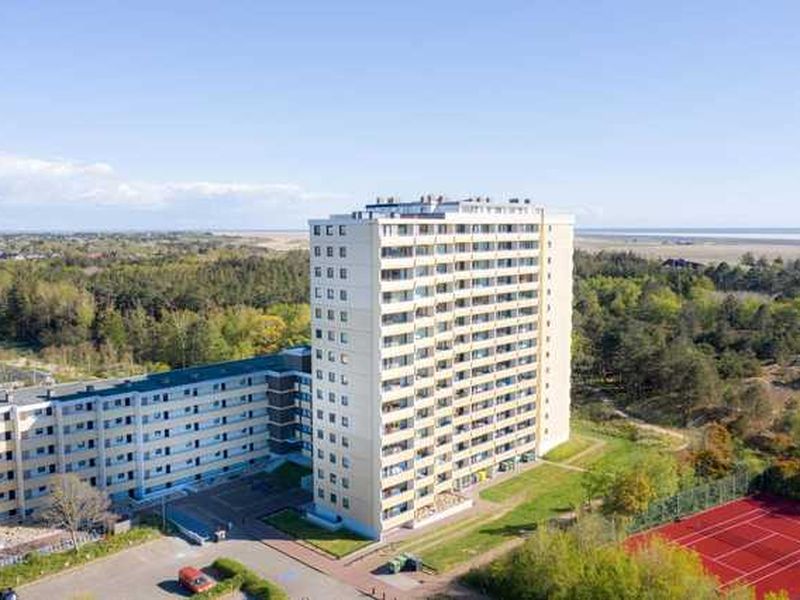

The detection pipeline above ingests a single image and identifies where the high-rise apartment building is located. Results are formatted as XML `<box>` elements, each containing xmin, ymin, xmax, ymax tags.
<box><xmin>309</xmin><ymin>197</ymin><xmax>573</xmax><ymax>539</ymax></box>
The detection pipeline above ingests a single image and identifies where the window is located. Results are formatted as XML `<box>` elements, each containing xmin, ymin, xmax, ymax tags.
<box><xmin>342</xmin><ymin>477</ymin><xmax>350</xmax><ymax>489</ymax></box>
<box><xmin>314</xmin><ymin>267</ymin><xmax>322</xmax><ymax>277</ymax></box>
<box><xmin>343</xmin><ymin>497</ymin><xmax>350</xmax><ymax>509</ymax></box>
<box><xmin>314</xmin><ymin>287</ymin><xmax>322</xmax><ymax>299</ymax></box>
<box><xmin>339</xmin><ymin>247</ymin><xmax>347</xmax><ymax>258</ymax></box>
<box><xmin>313</xmin><ymin>225</ymin><xmax>321</xmax><ymax>236</ymax></box>
<box><xmin>340</xmin><ymin>332</ymin><xmax>349</xmax><ymax>344</ymax></box>
<box><xmin>340</xmin><ymin>311</ymin><xmax>348</xmax><ymax>323</ymax></box>
<box><xmin>340</xmin><ymin>289</ymin><xmax>348</xmax><ymax>301</ymax></box>
<box><xmin>327</xmin><ymin>267</ymin><xmax>335</xmax><ymax>278</ymax></box>
<box><xmin>314</xmin><ymin>246</ymin><xmax>321</xmax><ymax>257</ymax></box>
<box><xmin>342</xmin><ymin>457</ymin><xmax>351</xmax><ymax>468</ymax></box>
<box><xmin>341</xmin><ymin>416</ymin><xmax>350</xmax><ymax>428</ymax></box>
<box><xmin>340</xmin><ymin>353</ymin><xmax>349</xmax><ymax>364</ymax></box>
<box><xmin>327</xmin><ymin>289</ymin><xmax>335</xmax><ymax>300</ymax></box>
<box><xmin>341</xmin><ymin>395</ymin><xmax>349</xmax><ymax>406</ymax></box>
<box><xmin>318</xmin><ymin>487</ymin><xmax>324</xmax><ymax>499</ymax></box>
<box><xmin>342</xmin><ymin>436</ymin><xmax>350</xmax><ymax>448</ymax></box>
<box><xmin>339</xmin><ymin>225</ymin><xmax>347</xmax><ymax>235</ymax></box>
<box><xmin>326</xmin><ymin>225</ymin><xmax>334</xmax><ymax>235</ymax></box>
<box><xmin>326</xmin><ymin>246</ymin><xmax>334</xmax><ymax>257</ymax></box>
<box><xmin>339</xmin><ymin>268</ymin><xmax>348</xmax><ymax>279</ymax></box>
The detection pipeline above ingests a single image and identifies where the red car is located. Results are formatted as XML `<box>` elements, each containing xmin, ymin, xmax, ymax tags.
<box><xmin>178</xmin><ymin>566</ymin><xmax>215</xmax><ymax>594</ymax></box>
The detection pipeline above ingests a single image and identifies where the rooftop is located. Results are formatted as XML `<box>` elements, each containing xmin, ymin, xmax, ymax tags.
<box><xmin>311</xmin><ymin>196</ymin><xmax>573</xmax><ymax>224</ymax></box>
<box><xmin>1</xmin><ymin>346</ymin><xmax>311</xmax><ymax>406</ymax></box>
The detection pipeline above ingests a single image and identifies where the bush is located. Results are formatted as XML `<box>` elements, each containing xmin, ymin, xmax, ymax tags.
<box><xmin>209</xmin><ymin>558</ymin><xmax>288</xmax><ymax>600</ymax></box>
<box><xmin>463</xmin><ymin>522</ymin><xmax>748</xmax><ymax>599</ymax></box>
<box><xmin>0</xmin><ymin>527</ymin><xmax>159</xmax><ymax>588</ymax></box>
<box><xmin>762</xmin><ymin>458</ymin><xmax>800</xmax><ymax>499</ymax></box>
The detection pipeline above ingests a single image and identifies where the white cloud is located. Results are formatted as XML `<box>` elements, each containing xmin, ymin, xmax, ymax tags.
<box><xmin>0</xmin><ymin>152</ymin><xmax>348</xmax><ymax>230</ymax></box>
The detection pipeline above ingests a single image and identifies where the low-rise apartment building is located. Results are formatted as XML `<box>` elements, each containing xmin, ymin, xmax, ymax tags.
<box><xmin>0</xmin><ymin>347</ymin><xmax>311</xmax><ymax>521</ymax></box>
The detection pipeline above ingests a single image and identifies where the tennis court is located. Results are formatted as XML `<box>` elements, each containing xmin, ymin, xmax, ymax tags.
<box><xmin>629</xmin><ymin>494</ymin><xmax>800</xmax><ymax>599</ymax></box>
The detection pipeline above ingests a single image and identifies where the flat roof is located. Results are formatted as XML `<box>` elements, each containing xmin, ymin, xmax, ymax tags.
<box><xmin>2</xmin><ymin>346</ymin><xmax>311</xmax><ymax>406</ymax></box>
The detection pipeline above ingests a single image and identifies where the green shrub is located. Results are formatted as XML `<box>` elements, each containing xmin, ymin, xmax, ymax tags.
<box><xmin>209</xmin><ymin>558</ymin><xmax>288</xmax><ymax>600</ymax></box>
<box><xmin>762</xmin><ymin>458</ymin><xmax>800</xmax><ymax>499</ymax></box>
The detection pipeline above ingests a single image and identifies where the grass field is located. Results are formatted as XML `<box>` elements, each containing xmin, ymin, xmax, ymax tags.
<box><xmin>543</xmin><ymin>434</ymin><xmax>597</xmax><ymax>463</ymax></box>
<box><xmin>401</xmin><ymin>420</ymin><xmax>668</xmax><ymax>572</ymax></box>
<box><xmin>262</xmin><ymin>509</ymin><xmax>372</xmax><ymax>558</ymax></box>
<box><xmin>419</xmin><ymin>464</ymin><xmax>585</xmax><ymax>571</ymax></box>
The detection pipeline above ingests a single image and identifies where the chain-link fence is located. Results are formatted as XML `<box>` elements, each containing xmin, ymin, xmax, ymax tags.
<box><xmin>628</xmin><ymin>466</ymin><xmax>757</xmax><ymax>534</ymax></box>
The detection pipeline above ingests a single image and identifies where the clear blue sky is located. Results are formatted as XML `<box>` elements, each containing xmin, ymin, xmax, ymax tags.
<box><xmin>1</xmin><ymin>1</ymin><xmax>798</xmax><ymax>230</ymax></box>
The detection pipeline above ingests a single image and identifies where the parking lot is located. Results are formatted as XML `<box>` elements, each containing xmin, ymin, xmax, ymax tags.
<box><xmin>20</xmin><ymin>534</ymin><xmax>364</xmax><ymax>600</ymax></box>
<box><xmin>19</xmin><ymin>466</ymin><xmax>366</xmax><ymax>600</ymax></box>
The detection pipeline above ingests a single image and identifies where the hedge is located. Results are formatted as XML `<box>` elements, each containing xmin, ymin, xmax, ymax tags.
<box><xmin>195</xmin><ymin>557</ymin><xmax>288</xmax><ymax>600</ymax></box>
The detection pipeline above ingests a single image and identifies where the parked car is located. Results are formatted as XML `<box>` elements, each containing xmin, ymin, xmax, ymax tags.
<box><xmin>178</xmin><ymin>566</ymin><xmax>215</xmax><ymax>594</ymax></box>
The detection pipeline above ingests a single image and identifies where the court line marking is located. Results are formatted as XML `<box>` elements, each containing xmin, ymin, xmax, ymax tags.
<box><xmin>750</xmin><ymin>521</ymin><xmax>800</xmax><ymax>545</ymax></box>
<box><xmin>700</xmin><ymin>553</ymin><xmax>747</xmax><ymax>576</ymax></box>
<box><xmin>711</xmin><ymin>532</ymin><xmax>778</xmax><ymax>561</ymax></box>
<box><xmin>673</xmin><ymin>507</ymin><xmax>769</xmax><ymax>546</ymax></box>
<box><xmin>743</xmin><ymin>552</ymin><xmax>800</xmax><ymax>589</ymax></box>
<box><xmin>722</xmin><ymin>544</ymin><xmax>800</xmax><ymax>588</ymax></box>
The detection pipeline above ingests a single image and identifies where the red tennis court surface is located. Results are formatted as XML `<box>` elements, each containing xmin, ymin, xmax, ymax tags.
<box><xmin>628</xmin><ymin>494</ymin><xmax>800</xmax><ymax>599</ymax></box>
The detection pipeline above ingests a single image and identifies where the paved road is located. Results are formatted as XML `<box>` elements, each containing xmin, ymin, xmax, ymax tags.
<box><xmin>20</xmin><ymin>534</ymin><xmax>365</xmax><ymax>600</ymax></box>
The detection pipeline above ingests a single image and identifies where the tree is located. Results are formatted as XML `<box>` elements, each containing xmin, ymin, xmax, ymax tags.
<box><xmin>253</xmin><ymin>314</ymin><xmax>288</xmax><ymax>354</ymax></box>
<box><xmin>463</xmin><ymin>517</ymin><xmax>746</xmax><ymax>600</ymax></box>
<box><xmin>603</xmin><ymin>470</ymin><xmax>655</xmax><ymax>517</ymax></box>
<box><xmin>40</xmin><ymin>474</ymin><xmax>112</xmax><ymax>550</ymax></box>
<box><xmin>693</xmin><ymin>423</ymin><xmax>735</xmax><ymax>479</ymax></box>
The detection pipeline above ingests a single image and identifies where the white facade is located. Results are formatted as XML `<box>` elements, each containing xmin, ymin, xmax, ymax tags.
<box><xmin>0</xmin><ymin>349</ymin><xmax>312</xmax><ymax>521</ymax></box>
<box><xmin>309</xmin><ymin>197</ymin><xmax>574</xmax><ymax>539</ymax></box>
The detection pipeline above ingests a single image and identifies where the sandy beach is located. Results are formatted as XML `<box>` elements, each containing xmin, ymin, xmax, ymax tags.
<box><xmin>576</xmin><ymin>234</ymin><xmax>800</xmax><ymax>263</ymax></box>
<box><xmin>215</xmin><ymin>230</ymin><xmax>800</xmax><ymax>264</ymax></box>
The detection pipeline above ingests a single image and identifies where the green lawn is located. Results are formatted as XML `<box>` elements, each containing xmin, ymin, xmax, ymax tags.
<box><xmin>420</xmin><ymin>463</ymin><xmax>584</xmax><ymax>571</ymax></box>
<box><xmin>0</xmin><ymin>527</ymin><xmax>160</xmax><ymax>588</ymax></box>
<box><xmin>262</xmin><ymin>509</ymin><xmax>372</xmax><ymax>558</ymax></box>
<box><xmin>569</xmin><ymin>423</ymin><xmax>639</xmax><ymax>472</ymax></box>
<box><xmin>543</xmin><ymin>434</ymin><xmax>597</xmax><ymax>463</ymax></box>
<box><xmin>409</xmin><ymin>422</ymin><xmax>672</xmax><ymax>572</ymax></box>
